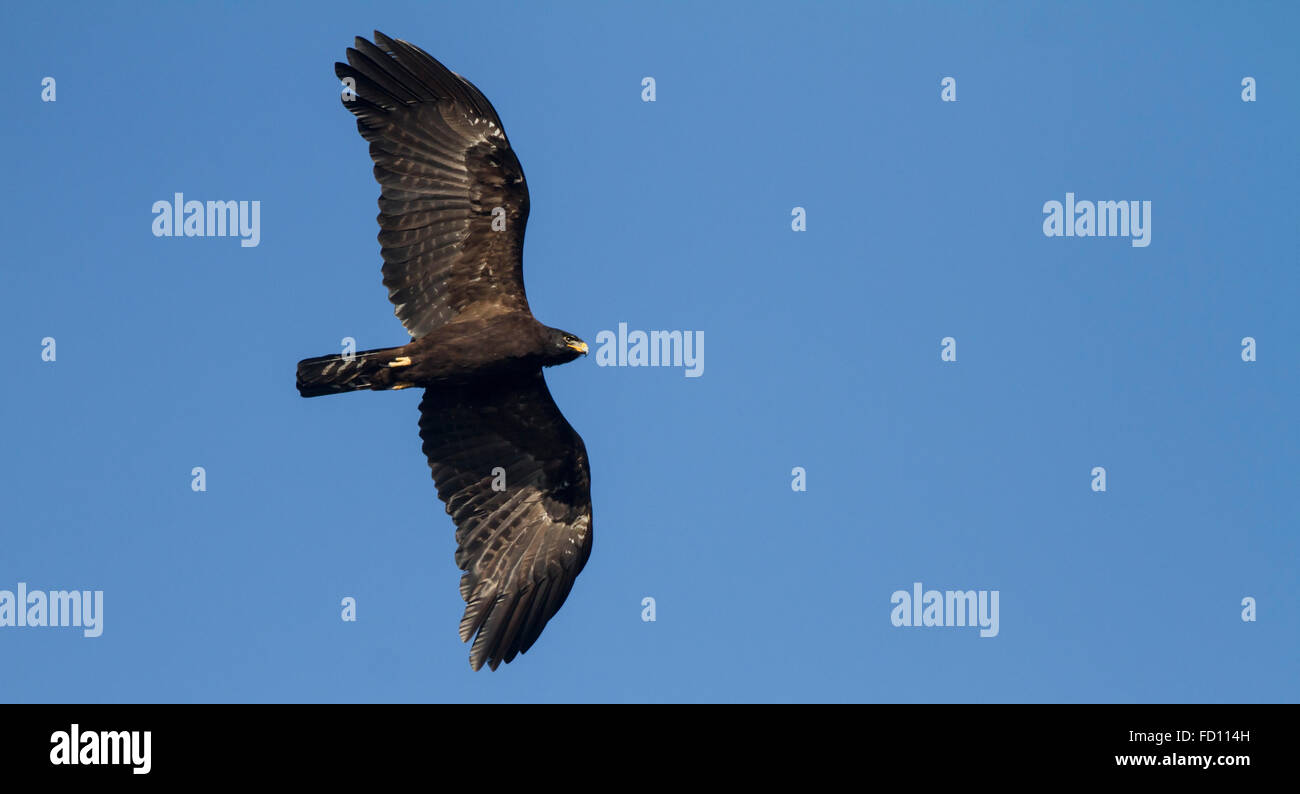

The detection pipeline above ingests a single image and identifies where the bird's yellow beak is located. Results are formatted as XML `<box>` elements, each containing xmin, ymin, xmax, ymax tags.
<box><xmin>567</xmin><ymin>340</ymin><xmax>589</xmax><ymax>355</ymax></box>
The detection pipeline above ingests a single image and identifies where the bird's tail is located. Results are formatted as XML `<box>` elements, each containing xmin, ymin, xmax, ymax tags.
<box><xmin>296</xmin><ymin>346</ymin><xmax>407</xmax><ymax>397</ymax></box>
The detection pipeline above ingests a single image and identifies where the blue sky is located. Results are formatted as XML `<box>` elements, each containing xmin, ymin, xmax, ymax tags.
<box><xmin>2</xmin><ymin>1</ymin><xmax>1296</xmax><ymax>702</ymax></box>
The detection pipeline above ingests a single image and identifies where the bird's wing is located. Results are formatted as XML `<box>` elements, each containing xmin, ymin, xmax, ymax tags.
<box><xmin>417</xmin><ymin>372</ymin><xmax>593</xmax><ymax>671</ymax></box>
<box><xmin>337</xmin><ymin>31</ymin><xmax>531</xmax><ymax>339</ymax></box>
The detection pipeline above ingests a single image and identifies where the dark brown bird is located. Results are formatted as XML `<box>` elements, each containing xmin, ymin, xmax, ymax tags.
<box><xmin>296</xmin><ymin>31</ymin><xmax>594</xmax><ymax>671</ymax></box>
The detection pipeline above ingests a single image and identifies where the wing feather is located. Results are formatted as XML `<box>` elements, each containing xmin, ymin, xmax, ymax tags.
<box><xmin>337</xmin><ymin>31</ymin><xmax>532</xmax><ymax>339</ymax></box>
<box><xmin>418</xmin><ymin>373</ymin><xmax>592</xmax><ymax>671</ymax></box>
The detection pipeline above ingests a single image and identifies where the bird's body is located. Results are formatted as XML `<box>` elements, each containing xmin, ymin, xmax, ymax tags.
<box><xmin>296</xmin><ymin>32</ymin><xmax>594</xmax><ymax>671</ymax></box>
<box><xmin>297</xmin><ymin>313</ymin><xmax>583</xmax><ymax>395</ymax></box>
<box><xmin>394</xmin><ymin>314</ymin><xmax>580</xmax><ymax>384</ymax></box>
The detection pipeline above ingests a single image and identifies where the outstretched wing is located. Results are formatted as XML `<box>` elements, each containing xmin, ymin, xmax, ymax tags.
<box><xmin>417</xmin><ymin>373</ymin><xmax>593</xmax><ymax>671</ymax></box>
<box><xmin>337</xmin><ymin>31</ymin><xmax>531</xmax><ymax>339</ymax></box>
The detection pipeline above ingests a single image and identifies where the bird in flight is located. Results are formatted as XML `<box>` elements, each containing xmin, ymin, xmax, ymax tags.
<box><xmin>296</xmin><ymin>31</ymin><xmax>594</xmax><ymax>671</ymax></box>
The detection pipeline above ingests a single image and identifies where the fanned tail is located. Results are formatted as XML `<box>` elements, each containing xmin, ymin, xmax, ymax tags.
<box><xmin>296</xmin><ymin>346</ymin><xmax>405</xmax><ymax>397</ymax></box>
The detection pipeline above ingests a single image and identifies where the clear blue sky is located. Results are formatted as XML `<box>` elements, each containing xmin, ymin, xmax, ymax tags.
<box><xmin>2</xmin><ymin>1</ymin><xmax>1296</xmax><ymax>703</ymax></box>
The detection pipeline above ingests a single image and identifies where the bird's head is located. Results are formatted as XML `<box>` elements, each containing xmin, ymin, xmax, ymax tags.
<box><xmin>545</xmin><ymin>328</ymin><xmax>589</xmax><ymax>365</ymax></box>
